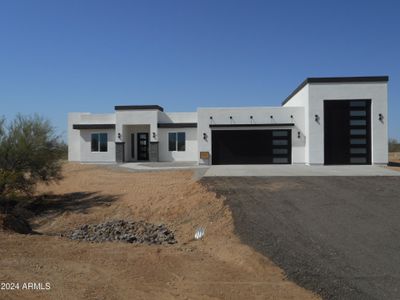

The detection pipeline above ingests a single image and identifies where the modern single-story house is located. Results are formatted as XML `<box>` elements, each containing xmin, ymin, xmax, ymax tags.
<box><xmin>68</xmin><ymin>76</ymin><xmax>389</xmax><ymax>165</ymax></box>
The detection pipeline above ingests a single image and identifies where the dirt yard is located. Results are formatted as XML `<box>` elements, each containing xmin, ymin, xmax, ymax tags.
<box><xmin>0</xmin><ymin>163</ymin><xmax>318</xmax><ymax>300</ymax></box>
<box><xmin>388</xmin><ymin>152</ymin><xmax>400</xmax><ymax>171</ymax></box>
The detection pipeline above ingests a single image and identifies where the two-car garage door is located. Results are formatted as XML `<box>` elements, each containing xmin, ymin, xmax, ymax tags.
<box><xmin>211</xmin><ymin>129</ymin><xmax>292</xmax><ymax>165</ymax></box>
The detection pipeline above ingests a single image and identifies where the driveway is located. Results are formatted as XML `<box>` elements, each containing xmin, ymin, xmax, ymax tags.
<box><xmin>200</xmin><ymin>176</ymin><xmax>400</xmax><ymax>300</ymax></box>
<box><xmin>204</xmin><ymin>164</ymin><xmax>400</xmax><ymax>177</ymax></box>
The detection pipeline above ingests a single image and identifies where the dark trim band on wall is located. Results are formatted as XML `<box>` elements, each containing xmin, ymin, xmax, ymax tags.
<box><xmin>73</xmin><ymin>124</ymin><xmax>116</xmax><ymax>129</ymax></box>
<box><xmin>282</xmin><ymin>76</ymin><xmax>389</xmax><ymax>106</ymax></box>
<box><xmin>115</xmin><ymin>105</ymin><xmax>164</xmax><ymax>112</ymax></box>
<box><xmin>158</xmin><ymin>123</ymin><xmax>197</xmax><ymax>128</ymax></box>
<box><xmin>210</xmin><ymin>123</ymin><xmax>295</xmax><ymax>128</ymax></box>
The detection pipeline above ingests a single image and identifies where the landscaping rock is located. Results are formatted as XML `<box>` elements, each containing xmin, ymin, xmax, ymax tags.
<box><xmin>66</xmin><ymin>220</ymin><xmax>177</xmax><ymax>245</ymax></box>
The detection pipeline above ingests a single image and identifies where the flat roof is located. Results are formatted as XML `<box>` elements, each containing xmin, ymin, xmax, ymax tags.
<box><xmin>115</xmin><ymin>105</ymin><xmax>164</xmax><ymax>112</ymax></box>
<box><xmin>282</xmin><ymin>76</ymin><xmax>389</xmax><ymax>106</ymax></box>
<box><xmin>73</xmin><ymin>124</ymin><xmax>115</xmax><ymax>129</ymax></box>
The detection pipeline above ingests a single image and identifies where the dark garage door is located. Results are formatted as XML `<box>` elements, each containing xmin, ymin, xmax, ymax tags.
<box><xmin>324</xmin><ymin>100</ymin><xmax>371</xmax><ymax>165</ymax></box>
<box><xmin>211</xmin><ymin>129</ymin><xmax>291</xmax><ymax>165</ymax></box>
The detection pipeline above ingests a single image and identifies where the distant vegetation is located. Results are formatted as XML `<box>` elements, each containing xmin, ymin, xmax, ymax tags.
<box><xmin>0</xmin><ymin>114</ymin><xmax>65</xmax><ymax>198</ymax></box>
<box><xmin>389</xmin><ymin>138</ymin><xmax>400</xmax><ymax>153</ymax></box>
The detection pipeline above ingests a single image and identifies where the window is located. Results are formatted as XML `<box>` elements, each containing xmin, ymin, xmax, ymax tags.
<box><xmin>91</xmin><ymin>133</ymin><xmax>108</xmax><ymax>152</ymax></box>
<box><xmin>168</xmin><ymin>132</ymin><xmax>186</xmax><ymax>151</ymax></box>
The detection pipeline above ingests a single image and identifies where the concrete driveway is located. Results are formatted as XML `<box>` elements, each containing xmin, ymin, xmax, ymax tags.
<box><xmin>204</xmin><ymin>164</ymin><xmax>400</xmax><ymax>177</ymax></box>
<box><xmin>201</xmin><ymin>176</ymin><xmax>400</xmax><ymax>299</ymax></box>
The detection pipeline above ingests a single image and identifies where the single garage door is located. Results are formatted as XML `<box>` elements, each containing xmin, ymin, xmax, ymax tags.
<box><xmin>211</xmin><ymin>129</ymin><xmax>291</xmax><ymax>165</ymax></box>
<box><xmin>324</xmin><ymin>100</ymin><xmax>371</xmax><ymax>165</ymax></box>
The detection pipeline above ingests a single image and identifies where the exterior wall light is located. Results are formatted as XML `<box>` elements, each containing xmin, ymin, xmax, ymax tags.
<box><xmin>152</xmin><ymin>132</ymin><xmax>156</xmax><ymax>139</ymax></box>
<box><xmin>118</xmin><ymin>133</ymin><xmax>121</xmax><ymax>139</ymax></box>
<box><xmin>229</xmin><ymin>116</ymin><xmax>233</xmax><ymax>120</ymax></box>
<box><xmin>379</xmin><ymin>113</ymin><xmax>384</xmax><ymax>122</ymax></box>
<box><xmin>315</xmin><ymin>114</ymin><xmax>320</xmax><ymax>123</ymax></box>
<box><xmin>270</xmin><ymin>115</ymin><xmax>273</xmax><ymax>119</ymax></box>
<box><xmin>290</xmin><ymin>115</ymin><xmax>294</xmax><ymax>119</ymax></box>
<box><xmin>209</xmin><ymin>116</ymin><xmax>213</xmax><ymax>120</ymax></box>
<box><xmin>298</xmin><ymin>131</ymin><xmax>301</xmax><ymax>139</ymax></box>
<box><xmin>250</xmin><ymin>115</ymin><xmax>253</xmax><ymax>119</ymax></box>
<box><xmin>203</xmin><ymin>133</ymin><xmax>208</xmax><ymax>140</ymax></box>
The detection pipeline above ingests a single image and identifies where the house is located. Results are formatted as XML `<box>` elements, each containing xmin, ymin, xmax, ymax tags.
<box><xmin>68</xmin><ymin>76</ymin><xmax>389</xmax><ymax>165</ymax></box>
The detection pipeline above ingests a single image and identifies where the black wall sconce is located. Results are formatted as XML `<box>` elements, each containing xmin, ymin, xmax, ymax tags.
<box><xmin>270</xmin><ymin>115</ymin><xmax>273</xmax><ymax>119</ymax></box>
<box><xmin>118</xmin><ymin>133</ymin><xmax>121</xmax><ymax>139</ymax></box>
<box><xmin>152</xmin><ymin>132</ymin><xmax>156</xmax><ymax>139</ymax></box>
<box><xmin>290</xmin><ymin>115</ymin><xmax>293</xmax><ymax>119</ymax></box>
<box><xmin>209</xmin><ymin>116</ymin><xmax>213</xmax><ymax>120</ymax></box>
<box><xmin>203</xmin><ymin>133</ymin><xmax>208</xmax><ymax>140</ymax></box>
<box><xmin>250</xmin><ymin>115</ymin><xmax>253</xmax><ymax>119</ymax></box>
<box><xmin>315</xmin><ymin>114</ymin><xmax>320</xmax><ymax>123</ymax></box>
<box><xmin>229</xmin><ymin>116</ymin><xmax>233</xmax><ymax>120</ymax></box>
<box><xmin>379</xmin><ymin>113</ymin><xmax>384</xmax><ymax>122</ymax></box>
<box><xmin>298</xmin><ymin>131</ymin><xmax>301</xmax><ymax>139</ymax></box>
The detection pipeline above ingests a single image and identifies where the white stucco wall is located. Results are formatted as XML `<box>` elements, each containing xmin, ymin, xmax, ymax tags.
<box><xmin>79</xmin><ymin>129</ymin><xmax>116</xmax><ymax>162</ymax></box>
<box><xmin>68</xmin><ymin>113</ymin><xmax>82</xmax><ymax>161</ymax></box>
<box><xmin>116</xmin><ymin>110</ymin><xmax>158</xmax><ymax>143</ymax></box>
<box><xmin>283</xmin><ymin>85</ymin><xmax>309</xmax><ymax>163</ymax></box>
<box><xmin>197</xmin><ymin>106</ymin><xmax>305</xmax><ymax>165</ymax></box>
<box><xmin>158</xmin><ymin>111</ymin><xmax>197</xmax><ymax>123</ymax></box>
<box><xmin>158</xmin><ymin>127</ymin><xmax>198</xmax><ymax>162</ymax></box>
<box><xmin>68</xmin><ymin>112</ymin><xmax>116</xmax><ymax>162</ymax></box>
<box><xmin>308</xmin><ymin>82</ymin><xmax>388</xmax><ymax>165</ymax></box>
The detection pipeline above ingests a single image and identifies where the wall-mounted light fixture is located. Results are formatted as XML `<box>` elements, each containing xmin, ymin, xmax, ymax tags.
<box><xmin>209</xmin><ymin>116</ymin><xmax>213</xmax><ymax>120</ymax></box>
<box><xmin>229</xmin><ymin>116</ymin><xmax>233</xmax><ymax>120</ymax></box>
<box><xmin>298</xmin><ymin>131</ymin><xmax>301</xmax><ymax>139</ymax></box>
<box><xmin>118</xmin><ymin>133</ymin><xmax>121</xmax><ymax>139</ymax></box>
<box><xmin>250</xmin><ymin>115</ymin><xmax>253</xmax><ymax>119</ymax></box>
<box><xmin>270</xmin><ymin>115</ymin><xmax>273</xmax><ymax>119</ymax></box>
<box><xmin>203</xmin><ymin>133</ymin><xmax>208</xmax><ymax>140</ymax></box>
<box><xmin>379</xmin><ymin>113</ymin><xmax>384</xmax><ymax>122</ymax></box>
<box><xmin>315</xmin><ymin>114</ymin><xmax>320</xmax><ymax>123</ymax></box>
<box><xmin>152</xmin><ymin>132</ymin><xmax>156</xmax><ymax>139</ymax></box>
<box><xmin>290</xmin><ymin>115</ymin><xmax>294</xmax><ymax>119</ymax></box>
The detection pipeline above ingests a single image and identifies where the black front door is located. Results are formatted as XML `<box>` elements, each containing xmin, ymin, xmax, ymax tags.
<box><xmin>324</xmin><ymin>100</ymin><xmax>371</xmax><ymax>165</ymax></box>
<box><xmin>137</xmin><ymin>133</ymin><xmax>149</xmax><ymax>160</ymax></box>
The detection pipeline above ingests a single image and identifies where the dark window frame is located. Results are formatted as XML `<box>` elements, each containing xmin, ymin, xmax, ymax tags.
<box><xmin>168</xmin><ymin>132</ymin><xmax>186</xmax><ymax>152</ymax></box>
<box><xmin>91</xmin><ymin>133</ymin><xmax>108</xmax><ymax>152</ymax></box>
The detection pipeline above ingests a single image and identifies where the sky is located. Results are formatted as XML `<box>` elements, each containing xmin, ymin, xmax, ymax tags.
<box><xmin>0</xmin><ymin>0</ymin><xmax>399</xmax><ymax>140</ymax></box>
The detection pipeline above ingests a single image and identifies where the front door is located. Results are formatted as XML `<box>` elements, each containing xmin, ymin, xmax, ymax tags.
<box><xmin>137</xmin><ymin>133</ymin><xmax>149</xmax><ymax>160</ymax></box>
<box><xmin>324</xmin><ymin>100</ymin><xmax>371</xmax><ymax>165</ymax></box>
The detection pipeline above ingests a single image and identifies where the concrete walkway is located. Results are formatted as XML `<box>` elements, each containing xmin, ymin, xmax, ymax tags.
<box><xmin>204</xmin><ymin>164</ymin><xmax>400</xmax><ymax>177</ymax></box>
<box><xmin>121</xmin><ymin>161</ymin><xmax>208</xmax><ymax>171</ymax></box>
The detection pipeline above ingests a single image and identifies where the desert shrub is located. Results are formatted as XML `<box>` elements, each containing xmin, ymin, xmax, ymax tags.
<box><xmin>389</xmin><ymin>138</ymin><xmax>400</xmax><ymax>153</ymax></box>
<box><xmin>0</xmin><ymin>114</ymin><xmax>64</xmax><ymax>197</ymax></box>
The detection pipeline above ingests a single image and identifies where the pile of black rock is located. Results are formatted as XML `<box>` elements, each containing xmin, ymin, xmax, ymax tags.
<box><xmin>66</xmin><ymin>220</ymin><xmax>176</xmax><ymax>245</ymax></box>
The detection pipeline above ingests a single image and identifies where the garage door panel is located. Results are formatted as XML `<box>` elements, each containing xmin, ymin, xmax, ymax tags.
<box><xmin>211</xmin><ymin>129</ymin><xmax>291</xmax><ymax>165</ymax></box>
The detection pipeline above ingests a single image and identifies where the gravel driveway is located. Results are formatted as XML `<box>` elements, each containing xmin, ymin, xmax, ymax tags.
<box><xmin>201</xmin><ymin>176</ymin><xmax>400</xmax><ymax>300</ymax></box>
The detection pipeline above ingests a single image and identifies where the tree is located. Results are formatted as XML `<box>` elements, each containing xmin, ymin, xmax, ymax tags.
<box><xmin>389</xmin><ymin>138</ymin><xmax>400</xmax><ymax>153</ymax></box>
<box><xmin>0</xmin><ymin>114</ymin><xmax>64</xmax><ymax>197</ymax></box>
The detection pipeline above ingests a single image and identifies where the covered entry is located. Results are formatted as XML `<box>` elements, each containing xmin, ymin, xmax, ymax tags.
<box><xmin>211</xmin><ymin>129</ymin><xmax>292</xmax><ymax>165</ymax></box>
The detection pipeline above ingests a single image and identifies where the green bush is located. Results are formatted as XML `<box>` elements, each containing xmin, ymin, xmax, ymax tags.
<box><xmin>389</xmin><ymin>138</ymin><xmax>400</xmax><ymax>153</ymax></box>
<box><xmin>0</xmin><ymin>114</ymin><xmax>64</xmax><ymax>197</ymax></box>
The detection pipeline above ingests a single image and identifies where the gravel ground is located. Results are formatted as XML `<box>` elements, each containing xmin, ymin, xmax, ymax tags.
<box><xmin>201</xmin><ymin>176</ymin><xmax>400</xmax><ymax>300</ymax></box>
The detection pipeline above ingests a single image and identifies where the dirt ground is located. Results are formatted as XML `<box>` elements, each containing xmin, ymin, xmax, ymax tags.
<box><xmin>388</xmin><ymin>152</ymin><xmax>400</xmax><ymax>171</ymax></box>
<box><xmin>0</xmin><ymin>163</ymin><xmax>318</xmax><ymax>300</ymax></box>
